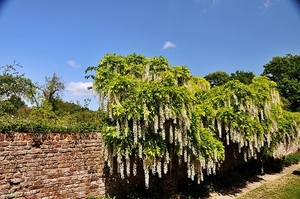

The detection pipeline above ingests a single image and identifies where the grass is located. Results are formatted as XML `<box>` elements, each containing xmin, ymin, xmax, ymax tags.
<box><xmin>237</xmin><ymin>168</ymin><xmax>300</xmax><ymax>199</ymax></box>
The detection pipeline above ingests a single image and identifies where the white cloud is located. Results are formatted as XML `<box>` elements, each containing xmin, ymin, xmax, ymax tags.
<box><xmin>162</xmin><ymin>41</ymin><xmax>176</xmax><ymax>50</ymax></box>
<box><xmin>201</xmin><ymin>9</ymin><xmax>207</xmax><ymax>14</ymax></box>
<box><xmin>264</xmin><ymin>0</ymin><xmax>272</xmax><ymax>8</ymax></box>
<box><xmin>260</xmin><ymin>0</ymin><xmax>276</xmax><ymax>14</ymax></box>
<box><xmin>66</xmin><ymin>82</ymin><xmax>93</xmax><ymax>96</ymax></box>
<box><xmin>67</xmin><ymin>60</ymin><xmax>81</xmax><ymax>68</ymax></box>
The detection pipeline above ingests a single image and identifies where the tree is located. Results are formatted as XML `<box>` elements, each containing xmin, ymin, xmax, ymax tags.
<box><xmin>230</xmin><ymin>70</ymin><xmax>255</xmax><ymax>85</ymax></box>
<box><xmin>262</xmin><ymin>54</ymin><xmax>300</xmax><ymax>112</ymax></box>
<box><xmin>204</xmin><ymin>70</ymin><xmax>256</xmax><ymax>88</ymax></box>
<box><xmin>41</xmin><ymin>73</ymin><xmax>65</xmax><ymax>110</ymax></box>
<box><xmin>0</xmin><ymin>95</ymin><xmax>27</xmax><ymax>115</ymax></box>
<box><xmin>0</xmin><ymin>62</ymin><xmax>37</xmax><ymax>104</ymax></box>
<box><xmin>204</xmin><ymin>71</ymin><xmax>230</xmax><ymax>88</ymax></box>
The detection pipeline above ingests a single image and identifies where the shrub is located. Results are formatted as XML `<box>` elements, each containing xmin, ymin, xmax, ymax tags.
<box><xmin>264</xmin><ymin>157</ymin><xmax>284</xmax><ymax>173</ymax></box>
<box><xmin>283</xmin><ymin>153</ymin><xmax>300</xmax><ymax>167</ymax></box>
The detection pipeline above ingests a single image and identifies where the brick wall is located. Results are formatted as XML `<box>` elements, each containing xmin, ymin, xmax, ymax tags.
<box><xmin>0</xmin><ymin>132</ymin><xmax>298</xmax><ymax>199</ymax></box>
<box><xmin>273</xmin><ymin>142</ymin><xmax>300</xmax><ymax>158</ymax></box>
<box><xmin>0</xmin><ymin>132</ymin><xmax>106</xmax><ymax>199</ymax></box>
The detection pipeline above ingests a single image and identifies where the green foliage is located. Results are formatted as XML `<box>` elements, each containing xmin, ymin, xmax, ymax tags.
<box><xmin>0</xmin><ymin>100</ymin><xmax>16</xmax><ymax>115</ymax></box>
<box><xmin>230</xmin><ymin>70</ymin><xmax>255</xmax><ymax>85</ymax></box>
<box><xmin>0</xmin><ymin>62</ymin><xmax>38</xmax><ymax>104</ymax></box>
<box><xmin>204</xmin><ymin>70</ymin><xmax>255</xmax><ymax>88</ymax></box>
<box><xmin>262</xmin><ymin>54</ymin><xmax>300</xmax><ymax>112</ymax></box>
<box><xmin>263</xmin><ymin>156</ymin><xmax>285</xmax><ymax>173</ymax></box>
<box><xmin>204</xmin><ymin>71</ymin><xmax>231</xmax><ymax>88</ymax></box>
<box><xmin>89</xmin><ymin>53</ymin><xmax>224</xmax><ymax>188</ymax></box>
<box><xmin>41</xmin><ymin>73</ymin><xmax>65</xmax><ymax>110</ymax></box>
<box><xmin>0</xmin><ymin>106</ymin><xmax>103</xmax><ymax>134</ymax></box>
<box><xmin>89</xmin><ymin>53</ymin><xmax>300</xmax><ymax>189</ymax></box>
<box><xmin>0</xmin><ymin>63</ymin><xmax>102</xmax><ymax>134</ymax></box>
<box><xmin>283</xmin><ymin>153</ymin><xmax>300</xmax><ymax>167</ymax></box>
<box><xmin>0</xmin><ymin>95</ymin><xmax>27</xmax><ymax>115</ymax></box>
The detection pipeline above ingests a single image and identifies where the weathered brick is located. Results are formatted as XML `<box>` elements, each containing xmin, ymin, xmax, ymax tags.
<box><xmin>11</xmin><ymin>141</ymin><xmax>28</xmax><ymax>146</ymax></box>
<box><xmin>28</xmin><ymin>148</ymin><xmax>42</xmax><ymax>154</ymax></box>
<box><xmin>89</xmin><ymin>184</ymin><xmax>99</xmax><ymax>189</ymax></box>
<box><xmin>58</xmin><ymin>163</ymin><xmax>72</xmax><ymax>168</ymax></box>
<box><xmin>59</xmin><ymin>148</ymin><xmax>73</xmax><ymax>153</ymax></box>
<box><xmin>0</xmin><ymin>142</ymin><xmax>10</xmax><ymax>147</ymax></box>
<box><xmin>29</xmin><ymin>184</ymin><xmax>44</xmax><ymax>190</ymax></box>
<box><xmin>11</xmin><ymin>150</ymin><xmax>27</xmax><ymax>156</ymax></box>
<box><xmin>0</xmin><ymin>134</ymin><xmax>5</xmax><ymax>141</ymax></box>
<box><xmin>1</xmin><ymin>160</ymin><xmax>12</xmax><ymax>166</ymax></box>
<box><xmin>0</xmin><ymin>151</ymin><xmax>9</xmax><ymax>157</ymax></box>
<box><xmin>47</xmin><ymin>174</ymin><xmax>62</xmax><ymax>179</ymax></box>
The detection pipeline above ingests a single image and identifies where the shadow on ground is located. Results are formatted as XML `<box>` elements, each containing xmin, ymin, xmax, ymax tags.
<box><xmin>113</xmin><ymin>158</ymin><xmax>287</xmax><ymax>199</ymax></box>
<box><xmin>176</xmin><ymin>158</ymin><xmax>285</xmax><ymax>199</ymax></box>
<box><xmin>207</xmin><ymin>175</ymin><xmax>264</xmax><ymax>198</ymax></box>
<box><xmin>292</xmin><ymin>170</ymin><xmax>300</xmax><ymax>176</ymax></box>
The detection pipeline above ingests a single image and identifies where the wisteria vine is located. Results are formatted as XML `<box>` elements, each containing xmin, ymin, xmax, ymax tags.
<box><xmin>88</xmin><ymin>53</ymin><xmax>300</xmax><ymax>189</ymax></box>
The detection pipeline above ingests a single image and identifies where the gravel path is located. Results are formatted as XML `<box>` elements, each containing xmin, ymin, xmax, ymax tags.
<box><xmin>207</xmin><ymin>162</ymin><xmax>300</xmax><ymax>199</ymax></box>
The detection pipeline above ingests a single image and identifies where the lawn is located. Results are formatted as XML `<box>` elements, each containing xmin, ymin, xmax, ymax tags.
<box><xmin>237</xmin><ymin>169</ymin><xmax>300</xmax><ymax>199</ymax></box>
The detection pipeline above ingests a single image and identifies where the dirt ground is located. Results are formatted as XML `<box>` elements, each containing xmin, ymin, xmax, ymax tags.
<box><xmin>207</xmin><ymin>162</ymin><xmax>300</xmax><ymax>199</ymax></box>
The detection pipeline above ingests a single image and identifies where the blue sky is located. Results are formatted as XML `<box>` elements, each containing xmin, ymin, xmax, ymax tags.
<box><xmin>1</xmin><ymin>0</ymin><xmax>300</xmax><ymax>110</ymax></box>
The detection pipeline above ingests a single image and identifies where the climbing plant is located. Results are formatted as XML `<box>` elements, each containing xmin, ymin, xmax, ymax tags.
<box><xmin>88</xmin><ymin>53</ymin><xmax>300</xmax><ymax>189</ymax></box>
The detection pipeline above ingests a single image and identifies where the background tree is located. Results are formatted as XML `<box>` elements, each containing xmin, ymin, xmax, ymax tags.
<box><xmin>0</xmin><ymin>62</ymin><xmax>103</xmax><ymax>134</ymax></box>
<box><xmin>41</xmin><ymin>73</ymin><xmax>65</xmax><ymax>111</ymax></box>
<box><xmin>262</xmin><ymin>54</ymin><xmax>300</xmax><ymax>112</ymax></box>
<box><xmin>230</xmin><ymin>70</ymin><xmax>255</xmax><ymax>85</ymax></box>
<box><xmin>0</xmin><ymin>95</ymin><xmax>27</xmax><ymax>115</ymax></box>
<box><xmin>204</xmin><ymin>71</ymin><xmax>230</xmax><ymax>88</ymax></box>
<box><xmin>0</xmin><ymin>62</ymin><xmax>37</xmax><ymax>104</ymax></box>
<box><xmin>204</xmin><ymin>70</ymin><xmax>255</xmax><ymax>88</ymax></box>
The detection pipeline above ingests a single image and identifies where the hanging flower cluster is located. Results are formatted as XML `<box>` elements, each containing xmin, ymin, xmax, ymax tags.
<box><xmin>206</xmin><ymin>77</ymin><xmax>300</xmax><ymax>162</ymax></box>
<box><xmin>90</xmin><ymin>53</ymin><xmax>300</xmax><ymax>189</ymax></box>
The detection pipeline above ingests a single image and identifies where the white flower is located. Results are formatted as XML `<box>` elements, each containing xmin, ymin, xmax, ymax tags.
<box><xmin>116</xmin><ymin>120</ymin><xmax>120</xmax><ymax>138</ymax></box>
<box><xmin>133</xmin><ymin>119</ymin><xmax>138</xmax><ymax>144</ymax></box>
<box><xmin>169</xmin><ymin>125</ymin><xmax>173</xmax><ymax>144</ymax></box>
<box><xmin>133</xmin><ymin>162</ymin><xmax>137</xmax><ymax>176</ymax></box>
<box><xmin>157</xmin><ymin>159</ymin><xmax>162</xmax><ymax>178</ymax></box>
